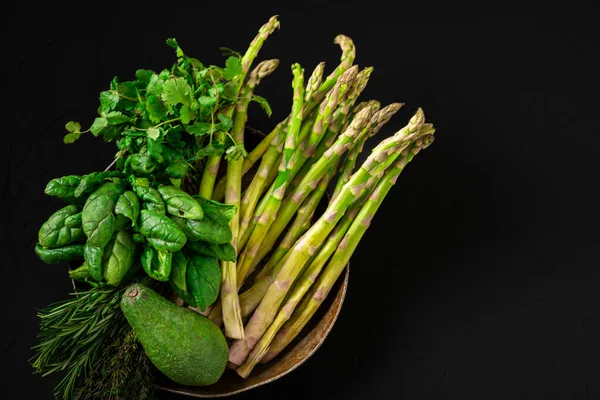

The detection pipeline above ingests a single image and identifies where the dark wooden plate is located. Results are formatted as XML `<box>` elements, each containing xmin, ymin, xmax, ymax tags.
<box><xmin>154</xmin><ymin>265</ymin><xmax>350</xmax><ymax>397</ymax></box>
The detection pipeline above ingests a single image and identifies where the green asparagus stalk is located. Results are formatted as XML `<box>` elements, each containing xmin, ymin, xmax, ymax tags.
<box><xmin>237</xmin><ymin>111</ymin><xmax>316</xmax><ymax>244</ymax></box>
<box><xmin>331</xmin><ymin>102</ymin><xmax>404</xmax><ymax>200</ymax></box>
<box><xmin>236</xmin><ymin>167</ymin><xmax>345</xmax><ymax>321</ymax></box>
<box><xmin>245</xmin><ymin>104</ymin><xmax>378</xmax><ymax>278</ymax></box>
<box><xmin>235</xmin><ymin>64</ymin><xmax>305</xmax><ymax>286</ymax></box>
<box><xmin>235</xmin><ymin>62</ymin><xmax>327</xmax><ymax>241</ymax></box>
<box><xmin>220</xmin><ymin>59</ymin><xmax>279</xmax><ymax>339</ymax></box>
<box><xmin>228</xmin><ymin>109</ymin><xmax>426</xmax><ymax>366</ymax></box>
<box><xmin>255</xmin><ymin>168</ymin><xmax>335</xmax><ymax>282</ymax></box>
<box><xmin>260</xmin><ymin>133</ymin><xmax>435</xmax><ymax>364</ymax></box>
<box><xmin>235</xmin><ymin>69</ymin><xmax>358</xmax><ymax>285</ymax></box>
<box><xmin>289</xmin><ymin>71</ymin><xmax>377</xmax><ymax>193</ymax></box>
<box><xmin>243</xmin><ymin>65</ymin><xmax>357</xmax><ymax>237</ymax></box>
<box><xmin>199</xmin><ymin>16</ymin><xmax>280</xmax><ymax>198</ymax></box>
<box><xmin>212</xmin><ymin>34</ymin><xmax>353</xmax><ymax>201</ymax></box>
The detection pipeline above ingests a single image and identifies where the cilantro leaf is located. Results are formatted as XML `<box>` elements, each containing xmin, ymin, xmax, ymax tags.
<box><xmin>208</xmin><ymin>84</ymin><xmax>224</xmax><ymax>98</ymax></box>
<box><xmin>136</xmin><ymin>69</ymin><xmax>155</xmax><ymax>83</ymax></box>
<box><xmin>90</xmin><ymin>117</ymin><xmax>108</xmax><ymax>136</ymax></box>
<box><xmin>100</xmin><ymin>91</ymin><xmax>120</xmax><ymax>113</ymax></box>
<box><xmin>225</xmin><ymin>142</ymin><xmax>248</xmax><ymax>161</ymax></box>
<box><xmin>146</xmin><ymin>74</ymin><xmax>165</xmax><ymax>97</ymax></box>
<box><xmin>180</xmin><ymin>104</ymin><xmax>197</xmax><ymax>125</ymax></box>
<box><xmin>147</xmin><ymin>138</ymin><xmax>164</xmax><ymax>162</ymax></box>
<box><xmin>65</xmin><ymin>121</ymin><xmax>81</xmax><ymax>133</ymax></box>
<box><xmin>147</xmin><ymin>127</ymin><xmax>161</xmax><ymax>140</ymax></box>
<box><xmin>223</xmin><ymin>56</ymin><xmax>242</xmax><ymax>80</ymax></box>
<box><xmin>217</xmin><ymin>114</ymin><xmax>233</xmax><ymax>132</ymax></box>
<box><xmin>146</xmin><ymin>95</ymin><xmax>167</xmax><ymax>123</ymax></box>
<box><xmin>63</xmin><ymin>132</ymin><xmax>81</xmax><ymax>144</ymax></box>
<box><xmin>161</xmin><ymin>77</ymin><xmax>192</xmax><ymax>107</ymax></box>
<box><xmin>166</xmin><ymin>38</ymin><xmax>184</xmax><ymax>57</ymax></box>
<box><xmin>222</xmin><ymin>81</ymin><xmax>238</xmax><ymax>100</ymax></box>
<box><xmin>106</xmin><ymin>111</ymin><xmax>130</xmax><ymax>125</ymax></box>
<box><xmin>119</xmin><ymin>81</ymin><xmax>139</xmax><ymax>98</ymax></box>
<box><xmin>186</xmin><ymin>122</ymin><xmax>213</xmax><ymax>136</ymax></box>
<box><xmin>251</xmin><ymin>95</ymin><xmax>273</xmax><ymax>117</ymax></box>
<box><xmin>196</xmin><ymin>142</ymin><xmax>224</xmax><ymax>159</ymax></box>
<box><xmin>198</xmin><ymin>96</ymin><xmax>217</xmax><ymax>107</ymax></box>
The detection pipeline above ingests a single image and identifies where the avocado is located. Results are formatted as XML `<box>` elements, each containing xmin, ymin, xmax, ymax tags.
<box><xmin>120</xmin><ymin>283</ymin><xmax>228</xmax><ymax>386</ymax></box>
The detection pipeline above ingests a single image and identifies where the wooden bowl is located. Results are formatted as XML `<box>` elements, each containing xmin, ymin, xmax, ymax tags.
<box><xmin>154</xmin><ymin>266</ymin><xmax>350</xmax><ymax>397</ymax></box>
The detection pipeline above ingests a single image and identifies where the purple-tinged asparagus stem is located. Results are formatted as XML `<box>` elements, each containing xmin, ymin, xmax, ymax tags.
<box><xmin>199</xmin><ymin>16</ymin><xmax>280</xmax><ymax>199</ymax></box>
<box><xmin>220</xmin><ymin>59</ymin><xmax>279</xmax><ymax>339</ymax></box>
<box><xmin>331</xmin><ymin>102</ymin><xmax>403</xmax><ymax>201</ymax></box>
<box><xmin>248</xmin><ymin>103</ymin><xmax>379</xmax><ymax>275</ymax></box>
<box><xmin>236</xmin><ymin>68</ymin><xmax>357</xmax><ymax>285</ymax></box>
<box><xmin>255</xmin><ymin>168</ymin><xmax>334</xmax><ymax>282</ymax></box>
<box><xmin>228</xmin><ymin>109</ymin><xmax>427</xmax><ymax>366</ymax></box>
<box><xmin>260</xmin><ymin>133</ymin><xmax>435</xmax><ymax>364</ymax></box>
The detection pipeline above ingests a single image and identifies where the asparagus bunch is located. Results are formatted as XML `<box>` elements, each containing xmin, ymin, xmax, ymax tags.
<box><xmin>228</xmin><ymin>109</ymin><xmax>428</xmax><ymax>365</ymax></box>
<box><xmin>259</xmin><ymin>133</ymin><xmax>435</xmax><ymax>365</ymax></box>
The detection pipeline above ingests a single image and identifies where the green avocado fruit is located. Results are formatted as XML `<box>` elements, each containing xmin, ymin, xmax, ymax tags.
<box><xmin>120</xmin><ymin>283</ymin><xmax>228</xmax><ymax>386</ymax></box>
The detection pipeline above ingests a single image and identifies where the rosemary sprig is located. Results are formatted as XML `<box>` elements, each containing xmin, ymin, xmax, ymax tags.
<box><xmin>29</xmin><ymin>280</ymin><xmax>156</xmax><ymax>400</ymax></box>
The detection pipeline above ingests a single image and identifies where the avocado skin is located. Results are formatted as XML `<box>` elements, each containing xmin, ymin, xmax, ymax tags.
<box><xmin>121</xmin><ymin>283</ymin><xmax>228</xmax><ymax>386</ymax></box>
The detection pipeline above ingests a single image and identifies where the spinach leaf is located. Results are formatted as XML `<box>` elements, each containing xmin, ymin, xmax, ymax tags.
<box><xmin>172</xmin><ymin>214</ymin><xmax>232</xmax><ymax>244</ymax></box>
<box><xmin>186</xmin><ymin>254</ymin><xmax>220</xmax><ymax>312</ymax></box>
<box><xmin>81</xmin><ymin>182</ymin><xmax>126</xmax><ymax>248</ymax></box>
<box><xmin>157</xmin><ymin>185</ymin><xmax>203</xmax><ymax>220</ymax></box>
<box><xmin>186</xmin><ymin>240</ymin><xmax>236</xmax><ymax>262</ymax></box>
<box><xmin>38</xmin><ymin>205</ymin><xmax>85</xmax><ymax>248</ymax></box>
<box><xmin>193</xmin><ymin>195</ymin><xmax>237</xmax><ymax>222</ymax></box>
<box><xmin>35</xmin><ymin>243</ymin><xmax>84</xmax><ymax>264</ymax></box>
<box><xmin>102</xmin><ymin>230</ymin><xmax>136</xmax><ymax>286</ymax></box>
<box><xmin>138</xmin><ymin>210</ymin><xmax>187</xmax><ymax>252</ymax></box>
<box><xmin>114</xmin><ymin>191</ymin><xmax>140</xmax><ymax>226</ymax></box>
<box><xmin>83</xmin><ymin>242</ymin><xmax>105</xmax><ymax>281</ymax></box>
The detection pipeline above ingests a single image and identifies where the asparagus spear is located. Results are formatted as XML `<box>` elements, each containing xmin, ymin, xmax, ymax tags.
<box><xmin>236</xmin><ymin>69</ymin><xmax>358</xmax><ymax>285</ymax></box>
<box><xmin>228</xmin><ymin>109</ymin><xmax>426</xmax><ymax>365</ymax></box>
<box><xmin>331</xmin><ymin>102</ymin><xmax>404</xmax><ymax>200</ymax></box>
<box><xmin>199</xmin><ymin>16</ymin><xmax>280</xmax><ymax>198</ymax></box>
<box><xmin>219</xmin><ymin>59</ymin><xmax>279</xmax><ymax>339</ymax></box>
<box><xmin>245</xmin><ymin>103</ymin><xmax>379</xmax><ymax>278</ymax></box>
<box><xmin>260</xmin><ymin>133</ymin><xmax>435</xmax><ymax>364</ymax></box>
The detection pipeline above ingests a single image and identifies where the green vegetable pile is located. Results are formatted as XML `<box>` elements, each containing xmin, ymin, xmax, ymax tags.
<box><xmin>30</xmin><ymin>14</ymin><xmax>437</xmax><ymax>400</ymax></box>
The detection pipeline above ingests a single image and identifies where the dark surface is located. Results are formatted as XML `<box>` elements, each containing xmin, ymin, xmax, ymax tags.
<box><xmin>2</xmin><ymin>2</ymin><xmax>600</xmax><ymax>399</ymax></box>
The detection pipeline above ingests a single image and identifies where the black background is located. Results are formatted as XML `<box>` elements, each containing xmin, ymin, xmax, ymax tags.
<box><xmin>3</xmin><ymin>1</ymin><xmax>600</xmax><ymax>399</ymax></box>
